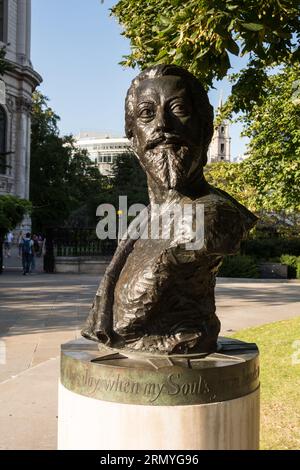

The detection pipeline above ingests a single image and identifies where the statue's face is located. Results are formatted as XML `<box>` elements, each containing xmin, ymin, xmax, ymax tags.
<box><xmin>131</xmin><ymin>76</ymin><xmax>204</xmax><ymax>191</ymax></box>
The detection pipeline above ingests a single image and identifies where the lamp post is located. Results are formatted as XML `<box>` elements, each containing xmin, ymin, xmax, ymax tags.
<box><xmin>117</xmin><ymin>210</ymin><xmax>123</xmax><ymax>245</ymax></box>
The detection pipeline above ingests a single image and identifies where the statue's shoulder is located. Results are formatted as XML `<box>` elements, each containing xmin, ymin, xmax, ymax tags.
<box><xmin>189</xmin><ymin>184</ymin><xmax>258</xmax><ymax>255</ymax></box>
<box><xmin>197</xmin><ymin>184</ymin><xmax>258</xmax><ymax>233</ymax></box>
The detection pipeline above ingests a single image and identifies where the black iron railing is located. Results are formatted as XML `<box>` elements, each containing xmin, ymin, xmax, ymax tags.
<box><xmin>53</xmin><ymin>228</ymin><xmax>117</xmax><ymax>257</ymax></box>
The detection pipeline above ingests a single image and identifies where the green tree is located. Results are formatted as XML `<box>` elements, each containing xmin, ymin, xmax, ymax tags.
<box><xmin>112</xmin><ymin>0</ymin><xmax>299</xmax><ymax>114</ymax></box>
<box><xmin>241</xmin><ymin>64</ymin><xmax>300</xmax><ymax>212</ymax></box>
<box><xmin>62</xmin><ymin>136</ymin><xmax>110</xmax><ymax>228</ymax></box>
<box><xmin>205</xmin><ymin>161</ymin><xmax>258</xmax><ymax>211</ymax></box>
<box><xmin>104</xmin><ymin>151</ymin><xmax>149</xmax><ymax>233</ymax></box>
<box><xmin>0</xmin><ymin>195</ymin><xmax>31</xmax><ymax>273</ymax></box>
<box><xmin>0</xmin><ymin>195</ymin><xmax>31</xmax><ymax>232</ymax></box>
<box><xmin>30</xmin><ymin>92</ymin><xmax>105</xmax><ymax>232</ymax></box>
<box><xmin>30</xmin><ymin>93</ymin><xmax>68</xmax><ymax>231</ymax></box>
<box><xmin>110</xmin><ymin>151</ymin><xmax>149</xmax><ymax>208</ymax></box>
<box><xmin>205</xmin><ymin>160</ymin><xmax>300</xmax><ymax>239</ymax></box>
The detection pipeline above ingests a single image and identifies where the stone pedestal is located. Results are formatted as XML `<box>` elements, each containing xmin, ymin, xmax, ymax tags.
<box><xmin>58</xmin><ymin>338</ymin><xmax>260</xmax><ymax>450</ymax></box>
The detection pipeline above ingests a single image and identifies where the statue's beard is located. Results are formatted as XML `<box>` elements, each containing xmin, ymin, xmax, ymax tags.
<box><xmin>142</xmin><ymin>145</ymin><xmax>193</xmax><ymax>190</ymax></box>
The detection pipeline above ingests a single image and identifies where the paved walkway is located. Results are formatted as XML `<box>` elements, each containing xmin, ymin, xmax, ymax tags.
<box><xmin>0</xmin><ymin>271</ymin><xmax>300</xmax><ymax>449</ymax></box>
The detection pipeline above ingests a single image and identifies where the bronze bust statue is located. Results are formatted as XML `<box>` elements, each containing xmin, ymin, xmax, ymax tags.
<box><xmin>82</xmin><ymin>65</ymin><xmax>257</xmax><ymax>355</ymax></box>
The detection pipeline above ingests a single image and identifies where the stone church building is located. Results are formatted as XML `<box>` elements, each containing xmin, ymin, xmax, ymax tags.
<box><xmin>0</xmin><ymin>0</ymin><xmax>41</xmax><ymax>202</ymax></box>
<box><xmin>207</xmin><ymin>119</ymin><xmax>231</xmax><ymax>163</ymax></box>
<box><xmin>207</xmin><ymin>95</ymin><xmax>231</xmax><ymax>164</ymax></box>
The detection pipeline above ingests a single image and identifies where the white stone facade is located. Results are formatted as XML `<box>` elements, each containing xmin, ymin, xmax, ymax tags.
<box><xmin>75</xmin><ymin>132</ymin><xmax>132</xmax><ymax>176</ymax></box>
<box><xmin>0</xmin><ymin>0</ymin><xmax>42</xmax><ymax>199</ymax></box>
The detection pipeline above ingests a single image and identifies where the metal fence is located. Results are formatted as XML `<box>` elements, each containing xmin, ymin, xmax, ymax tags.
<box><xmin>53</xmin><ymin>228</ymin><xmax>117</xmax><ymax>257</ymax></box>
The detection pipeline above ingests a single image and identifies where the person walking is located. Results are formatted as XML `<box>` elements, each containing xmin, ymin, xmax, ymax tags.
<box><xmin>4</xmin><ymin>231</ymin><xmax>14</xmax><ymax>258</ymax></box>
<box><xmin>20</xmin><ymin>233</ymin><xmax>33</xmax><ymax>275</ymax></box>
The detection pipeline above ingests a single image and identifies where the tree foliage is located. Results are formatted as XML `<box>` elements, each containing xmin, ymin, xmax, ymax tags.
<box><xmin>30</xmin><ymin>92</ymin><xmax>105</xmax><ymax>231</ymax></box>
<box><xmin>205</xmin><ymin>160</ymin><xmax>300</xmax><ymax>239</ymax></box>
<box><xmin>112</xmin><ymin>0</ymin><xmax>299</xmax><ymax>114</ymax></box>
<box><xmin>0</xmin><ymin>195</ymin><xmax>31</xmax><ymax>274</ymax></box>
<box><xmin>0</xmin><ymin>195</ymin><xmax>31</xmax><ymax>236</ymax></box>
<box><xmin>205</xmin><ymin>161</ymin><xmax>258</xmax><ymax>211</ymax></box>
<box><xmin>241</xmin><ymin>64</ymin><xmax>300</xmax><ymax>212</ymax></box>
<box><xmin>110</xmin><ymin>151</ymin><xmax>149</xmax><ymax>208</ymax></box>
<box><xmin>206</xmin><ymin>60</ymin><xmax>300</xmax><ymax>216</ymax></box>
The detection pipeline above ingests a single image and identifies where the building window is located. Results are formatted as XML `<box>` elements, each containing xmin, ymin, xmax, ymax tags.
<box><xmin>0</xmin><ymin>0</ymin><xmax>6</xmax><ymax>43</ymax></box>
<box><xmin>221</xmin><ymin>126</ymin><xmax>225</xmax><ymax>134</ymax></box>
<box><xmin>0</xmin><ymin>1</ymin><xmax>3</xmax><ymax>42</ymax></box>
<box><xmin>0</xmin><ymin>105</ymin><xmax>6</xmax><ymax>174</ymax></box>
<box><xmin>220</xmin><ymin>143</ymin><xmax>225</xmax><ymax>154</ymax></box>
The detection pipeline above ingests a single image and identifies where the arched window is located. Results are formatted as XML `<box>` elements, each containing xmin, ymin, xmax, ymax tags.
<box><xmin>0</xmin><ymin>105</ymin><xmax>6</xmax><ymax>174</ymax></box>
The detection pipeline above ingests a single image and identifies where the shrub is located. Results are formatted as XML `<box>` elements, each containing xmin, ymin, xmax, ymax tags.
<box><xmin>280</xmin><ymin>255</ymin><xmax>298</xmax><ymax>278</ymax></box>
<box><xmin>297</xmin><ymin>259</ymin><xmax>300</xmax><ymax>280</ymax></box>
<box><xmin>218</xmin><ymin>255</ymin><xmax>259</xmax><ymax>278</ymax></box>
<box><xmin>241</xmin><ymin>238</ymin><xmax>300</xmax><ymax>260</ymax></box>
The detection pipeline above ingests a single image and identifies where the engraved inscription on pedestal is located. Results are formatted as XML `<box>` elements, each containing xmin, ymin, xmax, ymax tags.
<box><xmin>61</xmin><ymin>338</ymin><xmax>259</xmax><ymax>406</ymax></box>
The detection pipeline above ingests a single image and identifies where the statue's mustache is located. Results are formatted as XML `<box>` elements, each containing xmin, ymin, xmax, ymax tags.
<box><xmin>145</xmin><ymin>134</ymin><xmax>185</xmax><ymax>151</ymax></box>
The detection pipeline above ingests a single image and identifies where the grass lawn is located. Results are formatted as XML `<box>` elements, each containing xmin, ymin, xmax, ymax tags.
<box><xmin>231</xmin><ymin>317</ymin><xmax>300</xmax><ymax>450</ymax></box>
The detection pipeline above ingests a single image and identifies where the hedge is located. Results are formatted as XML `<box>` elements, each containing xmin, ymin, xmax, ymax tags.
<box><xmin>218</xmin><ymin>255</ymin><xmax>259</xmax><ymax>278</ymax></box>
<box><xmin>241</xmin><ymin>238</ymin><xmax>300</xmax><ymax>260</ymax></box>
<box><xmin>280</xmin><ymin>254</ymin><xmax>300</xmax><ymax>279</ymax></box>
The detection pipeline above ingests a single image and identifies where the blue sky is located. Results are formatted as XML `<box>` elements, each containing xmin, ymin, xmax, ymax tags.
<box><xmin>31</xmin><ymin>0</ymin><xmax>248</xmax><ymax>159</ymax></box>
